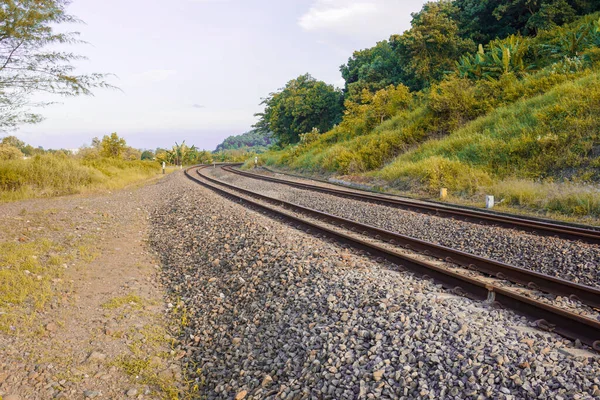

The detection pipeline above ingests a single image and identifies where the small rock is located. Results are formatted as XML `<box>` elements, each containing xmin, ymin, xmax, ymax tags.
<box><xmin>46</xmin><ymin>322</ymin><xmax>58</xmax><ymax>332</ymax></box>
<box><xmin>4</xmin><ymin>395</ymin><xmax>22</xmax><ymax>400</ymax></box>
<box><xmin>373</xmin><ymin>369</ymin><xmax>385</xmax><ymax>382</ymax></box>
<box><xmin>235</xmin><ymin>390</ymin><xmax>248</xmax><ymax>400</ymax></box>
<box><xmin>83</xmin><ymin>391</ymin><xmax>100</xmax><ymax>398</ymax></box>
<box><xmin>261</xmin><ymin>375</ymin><xmax>273</xmax><ymax>387</ymax></box>
<box><xmin>126</xmin><ymin>388</ymin><xmax>138</xmax><ymax>397</ymax></box>
<box><xmin>86</xmin><ymin>351</ymin><xmax>106</xmax><ymax>363</ymax></box>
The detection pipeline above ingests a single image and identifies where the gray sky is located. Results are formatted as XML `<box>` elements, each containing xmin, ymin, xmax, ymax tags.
<box><xmin>15</xmin><ymin>0</ymin><xmax>427</xmax><ymax>151</ymax></box>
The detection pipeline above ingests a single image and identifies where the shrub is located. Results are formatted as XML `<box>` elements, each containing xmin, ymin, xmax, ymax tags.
<box><xmin>0</xmin><ymin>153</ymin><xmax>159</xmax><ymax>201</ymax></box>
<box><xmin>0</xmin><ymin>144</ymin><xmax>23</xmax><ymax>160</ymax></box>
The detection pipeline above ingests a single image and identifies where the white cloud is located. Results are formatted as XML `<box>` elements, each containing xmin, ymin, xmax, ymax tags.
<box><xmin>299</xmin><ymin>0</ymin><xmax>427</xmax><ymax>42</ymax></box>
<box><xmin>300</xmin><ymin>2</ymin><xmax>378</xmax><ymax>31</ymax></box>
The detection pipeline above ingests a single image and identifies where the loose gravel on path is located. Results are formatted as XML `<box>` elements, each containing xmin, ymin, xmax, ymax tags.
<box><xmin>207</xmin><ymin>167</ymin><xmax>600</xmax><ymax>289</ymax></box>
<box><xmin>150</xmin><ymin>172</ymin><xmax>600</xmax><ymax>400</ymax></box>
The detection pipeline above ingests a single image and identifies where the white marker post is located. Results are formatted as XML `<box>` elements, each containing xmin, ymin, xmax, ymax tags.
<box><xmin>254</xmin><ymin>156</ymin><xmax>258</xmax><ymax>168</ymax></box>
<box><xmin>440</xmin><ymin>188</ymin><xmax>447</xmax><ymax>201</ymax></box>
<box><xmin>486</xmin><ymin>195</ymin><xmax>495</xmax><ymax>209</ymax></box>
<box><xmin>162</xmin><ymin>161</ymin><xmax>166</xmax><ymax>175</ymax></box>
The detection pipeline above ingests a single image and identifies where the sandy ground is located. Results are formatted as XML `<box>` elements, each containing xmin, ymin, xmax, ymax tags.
<box><xmin>0</xmin><ymin>175</ymin><xmax>186</xmax><ymax>399</ymax></box>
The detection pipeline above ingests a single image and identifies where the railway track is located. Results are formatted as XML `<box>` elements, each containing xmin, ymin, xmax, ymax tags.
<box><xmin>223</xmin><ymin>166</ymin><xmax>600</xmax><ymax>245</ymax></box>
<box><xmin>185</xmin><ymin>164</ymin><xmax>600</xmax><ymax>351</ymax></box>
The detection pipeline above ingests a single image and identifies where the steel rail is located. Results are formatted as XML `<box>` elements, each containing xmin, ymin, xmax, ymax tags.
<box><xmin>185</xmin><ymin>165</ymin><xmax>600</xmax><ymax>350</ymax></box>
<box><xmin>222</xmin><ymin>166</ymin><xmax>600</xmax><ymax>245</ymax></box>
<box><xmin>208</xmin><ymin>165</ymin><xmax>600</xmax><ymax>310</ymax></box>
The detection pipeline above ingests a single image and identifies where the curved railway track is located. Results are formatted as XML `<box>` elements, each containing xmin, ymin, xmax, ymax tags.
<box><xmin>185</xmin><ymin>164</ymin><xmax>600</xmax><ymax>351</ymax></box>
<box><xmin>223</xmin><ymin>166</ymin><xmax>600</xmax><ymax>245</ymax></box>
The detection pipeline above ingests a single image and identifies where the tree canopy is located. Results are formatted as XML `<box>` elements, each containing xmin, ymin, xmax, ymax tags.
<box><xmin>100</xmin><ymin>132</ymin><xmax>126</xmax><ymax>158</ymax></box>
<box><xmin>337</xmin><ymin>0</ymin><xmax>600</xmax><ymax>97</ymax></box>
<box><xmin>254</xmin><ymin>74</ymin><xmax>343</xmax><ymax>145</ymax></box>
<box><xmin>392</xmin><ymin>1</ymin><xmax>475</xmax><ymax>90</ymax></box>
<box><xmin>455</xmin><ymin>0</ymin><xmax>600</xmax><ymax>42</ymax></box>
<box><xmin>0</xmin><ymin>0</ymin><xmax>111</xmax><ymax>130</ymax></box>
<box><xmin>215</xmin><ymin>129</ymin><xmax>273</xmax><ymax>152</ymax></box>
<box><xmin>340</xmin><ymin>40</ymin><xmax>404</xmax><ymax>101</ymax></box>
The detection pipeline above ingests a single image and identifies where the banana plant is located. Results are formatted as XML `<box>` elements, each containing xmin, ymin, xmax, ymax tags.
<box><xmin>456</xmin><ymin>35</ymin><xmax>534</xmax><ymax>80</ymax></box>
<box><xmin>166</xmin><ymin>141</ymin><xmax>197</xmax><ymax>167</ymax></box>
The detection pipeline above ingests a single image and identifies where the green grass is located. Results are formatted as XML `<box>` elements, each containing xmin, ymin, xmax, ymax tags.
<box><xmin>0</xmin><ymin>237</ymin><xmax>79</xmax><ymax>333</ymax></box>
<box><xmin>253</xmin><ymin>15</ymin><xmax>600</xmax><ymax>219</ymax></box>
<box><xmin>377</xmin><ymin>72</ymin><xmax>600</xmax><ymax>187</ymax></box>
<box><xmin>486</xmin><ymin>179</ymin><xmax>600</xmax><ymax>218</ymax></box>
<box><xmin>257</xmin><ymin>67</ymin><xmax>600</xmax><ymax>219</ymax></box>
<box><xmin>0</xmin><ymin>154</ymin><xmax>160</xmax><ymax>202</ymax></box>
<box><xmin>101</xmin><ymin>293</ymin><xmax>145</xmax><ymax>310</ymax></box>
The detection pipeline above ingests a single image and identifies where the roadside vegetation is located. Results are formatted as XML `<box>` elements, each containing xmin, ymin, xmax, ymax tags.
<box><xmin>248</xmin><ymin>2</ymin><xmax>600</xmax><ymax>220</ymax></box>
<box><xmin>0</xmin><ymin>134</ymin><xmax>160</xmax><ymax>202</ymax></box>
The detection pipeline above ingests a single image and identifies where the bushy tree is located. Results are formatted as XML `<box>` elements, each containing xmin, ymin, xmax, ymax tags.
<box><xmin>0</xmin><ymin>0</ymin><xmax>112</xmax><ymax>130</ymax></box>
<box><xmin>215</xmin><ymin>129</ymin><xmax>273</xmax><ymax>152</ymax></box>
<box><xmin>254</xmin><ymin>74</ymin><xmax>343</xmax><ymax>145</ymax></box>
<box><xmin>100</xmin><ymin>132</ymin><xmax>126</xmax><ymax>158</ymax></box>
<box><xmin>193</xmin><ymin>149</ymin><xmax>213</xmax><ymax>164</ymax></box>
<box><xmin>341</xmin><ymin>84</ymin><xmax>412</xmax><ymax>135</ymax></box>
<box><xmin>141</xmin><ymin>150</ymin><xmax>154</xmax><ymax>160</ymax></box>
<box><xmin>454</xmin><ymin>0</ymin><xmax>600</xmax><ymax>43</ymax></box>
<box><xmin>340</xmin><ymin>40</ymin><xmax>405</xmax><ymax>101</ymax></box>
<box><xmin>1</xmin><ymin>135</ymin><xmax>24</xmax><ymax>148</ymax></box>
<box><xmin>391</xmin><ymin>1</ymin><xmax>475</xmax><ymax>90</ymax></box>
<box><xmin>1</xmin><ymin>135</ymin><xmax>38</xmax><ymax>155</ymax></box>
<box><xmin>0</xmin><ymin>143</ymin><xmax>22</xmax><ymax>159</ymax></box>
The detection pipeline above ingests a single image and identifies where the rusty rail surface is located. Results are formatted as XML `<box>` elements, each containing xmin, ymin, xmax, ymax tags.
<box><xmin>223</xmin><ymin>166</ymin><xmax>600</xmax><ymax>245</ymax></box>
<box><xmin>185</xmin><ymin>164</ymin><xmax>600</xmax><ymax>351</ymax></box>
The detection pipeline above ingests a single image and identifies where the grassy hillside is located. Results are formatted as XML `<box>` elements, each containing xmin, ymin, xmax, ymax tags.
<box><xmin>378</xmin><ymin>72</ymin><xmax>599</xmax><ymax>187</ymax></box>
<box><xmin>256</xmin><ymin>14</ymin><xmax>600</xmax><ymax>219</ymax></box>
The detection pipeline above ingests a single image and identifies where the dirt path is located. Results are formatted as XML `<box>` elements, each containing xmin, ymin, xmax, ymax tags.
<box><xmin>0</xmin><ymin>174</ymin><xmax>186</xmax><ymax>399</ymax></box>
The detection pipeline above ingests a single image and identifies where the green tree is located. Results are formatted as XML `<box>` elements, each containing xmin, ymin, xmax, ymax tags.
<box><xmin>100</xmin><ymin>132</ymin><xmax>126</xmax><ymax>158</ymax></box>
<box><xmin>215</xmin><ymin>129</ymin><xmax>273</xmax><ymax>152</ymax></box>
<box><xmin>456</xmin><ymin>35</ymin><xmax>534</xmax><ymax>80</ymax></box>
<box><xmin>166</xmin><ymin>141</ymin><xmax>196</xmax><ymax>166</ymax></box>
<box><xmin>194</xmin><ymin>149</ymin><xmax>213</xmax><ymax>164</ymax></box>
<box><xmin>254</xmin><ymin>73</ymin><xmax>343</xmax><ymax>145</ymax></box>
<box><xmin>340</xmin><ymin>40</ymin><xmax>405</xmax><ymax>101</ymax></box>
<box><xmin>0</xmin><ymin>0</ymin><xmax>112</xmax><ymax>130</ymax></box>
<box><xmin>0</xmin><ymin>143</ymin><xmax>22</xmax><ymax>159</ymax></box>
<box><xmin>391</xmin><ymin>1</ymin><xmax>475</xmax><ymax>90</ymax></box>
<box><xmin>454</xmin><ymin>0</ymin><xmax>600</xmax><ymax>43</ymax></box>
<box><xmin>340</xmin><ymin>84</ymin><xmax>412</xmax><ymax>135</ymax></box>
<box><xmin>141</xmin><ymin>150</ymin><xmax>154</xmax><ymax>160</ymax></box>
<box><xmin>1</xmin><ymin>135</ymin><xmax>25</xmax><ymax>148</ymax></box>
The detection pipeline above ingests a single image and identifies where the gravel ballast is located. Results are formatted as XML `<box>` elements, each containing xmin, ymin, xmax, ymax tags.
<box><xmin>150</xmin><ymin>172</ymin><xmax>600</xmax><ymax>399</ymax></box>
<box><xmin>208</xmin><ymin>168</ymin><xmax>600</xmax><ymax>289</ymax></box>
